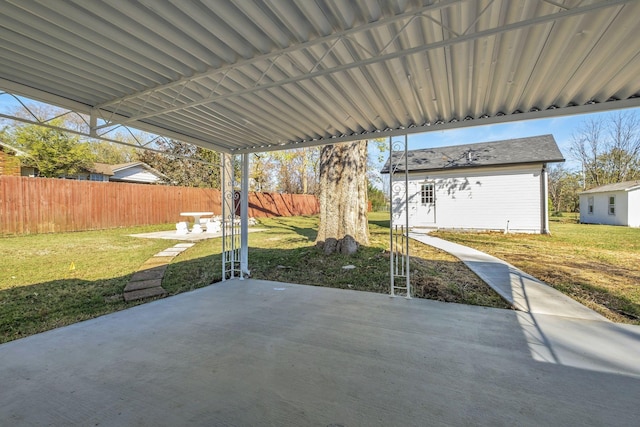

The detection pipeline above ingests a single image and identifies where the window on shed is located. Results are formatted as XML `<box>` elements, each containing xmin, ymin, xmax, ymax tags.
<box><xmin>588</xmin><ymin>197</ymin><xmax>594</xmax><ymax>214</ymax></box>
<box><xmin>421</xmin><ymin>183</ymin><xmax>434</xmax><ymax>205</ymax></box>
<box><xmin>608</xmin><ymin>195</ymin><xmax>615</xmax><ymax>215</ymax></box>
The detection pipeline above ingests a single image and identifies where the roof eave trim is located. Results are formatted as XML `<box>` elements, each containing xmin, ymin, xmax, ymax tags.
<box><xmin>381</xmin><ymin>159</ymin><xmax>565</xmax><ymax>174</ymax></box>
<box><xmin>235</xmin><ymin>97</ymin><xmax>640</xmax><ymax>154</ymax></box>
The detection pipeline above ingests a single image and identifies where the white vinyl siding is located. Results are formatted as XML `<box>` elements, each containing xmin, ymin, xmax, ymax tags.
<box><xmin>579</xmin><ymin>190</ymin><xmax>630</xmax><ymax>226</ymax></box>
<box><xmin>111</xmin><ymin>166</ymin><xmax>161</xmax><ymax>184</ymax></box>
<box><xmin>392</xmin><ymin>164</ymin><xmax>544</xmax><ymax>233</ymax></box>
<box><xmin>628</xmin><ymin>189</ymin><xmax>640</xmax><ymax>227</ymax></box>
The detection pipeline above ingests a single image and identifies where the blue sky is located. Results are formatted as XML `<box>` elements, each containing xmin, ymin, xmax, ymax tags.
<box><xmin>371</xmin><ymin>107</ymin><xmax>640</xmax><ymax>173</ymax></box>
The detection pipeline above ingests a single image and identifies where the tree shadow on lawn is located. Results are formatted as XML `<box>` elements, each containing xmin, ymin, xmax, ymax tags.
<box><xmin>0</xmin><ymin>242</ymin><xmax>514</xmax><ymax>345</ymax></box>
<box><xmin>260</xmin><ymin>218</ymin><xmax>318</xmax><ymax>241</ymax></box>
<box><xmin>0</xmin><ymin>255</ymin><xmax>224</xmax><ymax>344</ymax></box>
<box><xmin>0</xmin><ymin>276</ymin><xmax>135</xmax><ymax>344</ymax></box>
<box><xmin>368</xmin><ymin>218</ymin><xmax>390</xmax><ymax>229</ymax></box>
<box><xmin>239</xmin><ymin>245</ymin><xmax>509</xmax><ymax>309</ymax></box>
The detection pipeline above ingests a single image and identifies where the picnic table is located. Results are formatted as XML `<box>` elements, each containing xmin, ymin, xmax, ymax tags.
<box><xmin>180</xmin><ymin>211</ymin><xmax>214</xmax><ymax>233</ymax></box>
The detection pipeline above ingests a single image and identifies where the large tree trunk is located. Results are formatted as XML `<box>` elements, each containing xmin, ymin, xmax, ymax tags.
<box><xmin>315</xmin><ymin>140</ymin><xmax>370</xmax><ymax>255</ymax></box>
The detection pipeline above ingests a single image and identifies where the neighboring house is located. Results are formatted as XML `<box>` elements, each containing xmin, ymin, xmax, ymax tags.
<box><xmin>579</xmin><ymin>181</ymin><xmax>640</xmax><ymax>227</ymax></box>
<box><xmin>77</xmin><ymin>162</ymin><xmax>113</xmax><ymax>182</ymax></box>
<box><xmin>0</xmin><ymin>141</ymin><xmax>35</xmax><ymax>177</ymax></box>
<box><xmin>109</xmin><ymin>162</ymin><xmax>166</xmax><ymax>184</ymax></box>
<box><xmin>77</xmin><ymin>162</ymin><xmax>166</xmax><ymax>184</ymax></box>
<box><xmin>0</xmin><ymin>141</ymin><xmax>24</xmax><ymax>176</ymax></box>
<box><xmin>381</xmin><ymin>135</ymin><xmax>565</xmax><ymax>234</ymax></box>
<box><xmin>0</xmin><ymin>141</ymin><xmax>164</xmax><ymax>184</ymax></box>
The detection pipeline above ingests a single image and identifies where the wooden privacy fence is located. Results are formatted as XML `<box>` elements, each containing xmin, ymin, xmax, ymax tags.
<box><xmin>0</xmin><ymin>176</ymin><xmax>319</xmax><ymax>235</ymax></box>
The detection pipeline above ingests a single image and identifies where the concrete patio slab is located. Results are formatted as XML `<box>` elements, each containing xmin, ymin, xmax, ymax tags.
<box><xmin>129</xmin><ymin>228</ymin><xmax>266</xmax><ymax>242</ymax></box>
<box><xmin>1</xmin><ymin>279</ymin><xmax>638</xmax><ymax>426</ymax></box>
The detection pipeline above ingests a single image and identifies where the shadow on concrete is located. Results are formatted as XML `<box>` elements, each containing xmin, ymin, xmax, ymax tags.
<box><xmin>1</xmin><ymin>279</ymin><xmax>639</xmax><ymax>425</ymax></box>
<box><xmin>3</xmin><ymin>223</ymin><xmax>640</xmax><ymax>425</ymax></box>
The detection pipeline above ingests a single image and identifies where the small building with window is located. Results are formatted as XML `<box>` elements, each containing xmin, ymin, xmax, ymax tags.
<box><xmin>579</xmin><ymin>181</ymin><xmax>640</xmax><ymax>227</ymax></box>
<box><xmin>381</xmin><ymin>135</ymin><xmax>565</xmax><ymax>234</ymax></box>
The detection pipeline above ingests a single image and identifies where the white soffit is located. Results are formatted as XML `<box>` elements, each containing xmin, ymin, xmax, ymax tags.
<box><xmin>0</xmin><ymin>0</ymin><xmax>639</xmax><ymax>154</ymax></box>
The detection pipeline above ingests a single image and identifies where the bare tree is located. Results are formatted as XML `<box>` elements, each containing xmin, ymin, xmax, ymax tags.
<box><xmin>547</xmin><ymin>164</ymin><xmax>582</xmax><ymax>213</ymax></box>
<box><xmin>90</xmin><ymin>141</ymin><xmax>137</xmax><ymax>164</ymax></box>
<box><xmin>136</xmin><ymin>139</ymin><xmax>220</xmax><ymax>188</ymax></box>
<box><xmin>570</xmin><ymin>111</ymin><xmax>640</xmax><ymax>188</ymax></box>
<box><xmin>269</xmin><ymin>148</ymin><xmax>320</xmax><ymax>194</ymax></box>
<box><xmin>250</xmin><ymin>153</ymin><xmax>276</xmax><ymax>192</ymax></box>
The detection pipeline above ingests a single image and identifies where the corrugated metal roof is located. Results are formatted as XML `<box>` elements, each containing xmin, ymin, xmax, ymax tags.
<box><xmin>380</xmin><ymin>134</ymin><xmax>564</xmax><ymax>172</ymax></box>
<box><xmin>1</xmin><ymin>0</ymin><xmax>639</xmax><ymax>154</ymax></box>
<box><xmin>580</xmin><ymin>180</ymin><xmax>640</xmax><ymax>193</ymax></box>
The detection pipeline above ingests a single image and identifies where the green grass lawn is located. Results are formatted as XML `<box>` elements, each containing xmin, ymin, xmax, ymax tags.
<box><xmin>0</xmin><ymin>214</ymin><xmax>507</xmax><ymax>344</ymax></box>
<box><xmin>3</xmin><ymin>213</ymin><xmax>637</xmax><ymax>344</ymax></box>
<box><xmin>0</xmin><ymin>224</ymin><xmax>185</xmax><ymax>342</ymax></box>
<box><xmin>432</xmin><ymin>216</ymin><xmax>640</xmax><ymax>324</ymax></box>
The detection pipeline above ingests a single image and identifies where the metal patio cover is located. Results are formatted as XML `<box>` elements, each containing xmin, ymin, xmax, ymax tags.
<box><xmin>1</xmin><ymin>0</ymin><xmax>639</xmax><ymax>154</ymax></box>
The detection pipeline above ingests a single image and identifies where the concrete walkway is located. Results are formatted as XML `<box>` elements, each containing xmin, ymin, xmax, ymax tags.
<box><xmin>123</xmin><ymin>243</ymin><xmax>195</xmax><ymax>301</ymax></box>
<box><xmin>124</xmin><ymin>227</ymin><xmax>265</xmax><ymax>301</ymax></box>
<box><xmin>409</xmin><ymin>231</ymin><xmax>609</xmax><ymax>321</ymax></box>
<box><xmin>1</xmin><ymin>279</ymin><xmax>639</xmax><ymax>426</ymax></box>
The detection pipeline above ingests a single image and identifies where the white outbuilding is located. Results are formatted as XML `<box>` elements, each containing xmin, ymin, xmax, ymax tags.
<box><xmin>382</xmin><ymin>135</ymin><xmax>565</xmax><ymax>234</ymax></box>
<box><xmin>579</xmin><ymin>181</ymin><xmax>640</xmax><ymax>227</ymax></box>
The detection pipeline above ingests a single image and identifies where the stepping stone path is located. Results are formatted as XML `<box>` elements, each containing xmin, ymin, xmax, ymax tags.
<box><xmin>123</xmin><ymin>243</ymin><xmax>195</xmax><ymax>302</ymax></box>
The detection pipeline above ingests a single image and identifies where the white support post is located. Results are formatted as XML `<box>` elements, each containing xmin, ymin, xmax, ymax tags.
<box><xmin>404</xmin><ymin>134</ymin><xmax>411</xmax><ymax>299</ymax></box>
<box><xmin>221</xmin><ymin>153</ymin><xmax>239</xmax><ymax>280</ymax></box>
<box><xmin>389</xmin><ymin>134</ymin><xmax>411</xmax><ymax>299</ymax></box>
<box><xmin>89</xmin><ymin>108</ymin><xmax>98</xmax><ymax>138</ymax></box>
<box><xmin>221</xmin><ymin>153</ymin><xmax>229</xmax><ymax>281</ymax></box>
<box><xmin>240</xmin><ymin>153</ymin><xmax>249</xmax><ymax>278</ymax></box>
<box><xmin>389</xmin><ymin>136</ymin><xmax>395</xmax><ymax>297</ymax></box>
<box><xmin>542</xmin><ymin>164</ymin><xmax>550</xmax><ymax>235</ymax></box>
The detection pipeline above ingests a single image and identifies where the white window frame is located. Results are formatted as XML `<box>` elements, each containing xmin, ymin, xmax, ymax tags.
<box><xmin>588</xmin><ymin>196</ymin><xmax>594</xmax><ymax>214</ymax></box>
<box><xmin>421</xmin><ymin>183</ymin><xmax>435</xmax><ymax>205</ymax></box>
<box><xmin>608</xmin><ymin>195</ymin><xmax>615</xmax><ymax>216</ymax></box>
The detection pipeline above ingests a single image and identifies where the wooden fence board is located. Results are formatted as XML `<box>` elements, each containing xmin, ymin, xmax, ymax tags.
<box><xmin>0</xmin><ymin>176</ymin><xmax>319</xmax><ymax>235</ymax></box>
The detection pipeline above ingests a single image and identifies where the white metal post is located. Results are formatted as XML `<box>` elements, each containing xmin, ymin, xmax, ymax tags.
<box><xmin>389</xmin><ymin>136</ymin><xmax>395</xmax><ymax>297</ymax></box>
<box><xmin>221</xmin><ymin>153</ymin><xmax>228</xmax><ymax>280</ymax></box>
<box><xmin>240</xmin><ymin>153</ymin><xmax>249</xmax><ymax>278</ymax></box>
<box><xmin>542</xmin><ymin>164</ymin><xmax>550</xmax><ymax>235</ymax></box>
<box><xmin>404</xmin><ymin>134</ymin><xmax>411</xmax><ymax>299</ymax></box>
<box><xmin>221</xmin><ymin>153</ymin><xmax>239</xmax><ymax>280</ymax></box>
<box><xmin>389</xmin><ymin>135</ymin><xmax>411</xmax><ymax>299</ymax></box>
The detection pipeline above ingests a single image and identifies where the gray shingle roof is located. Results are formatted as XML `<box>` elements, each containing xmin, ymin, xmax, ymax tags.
<box><xmin>580</xmin><ymin>180</ymin><xmax>640</xmax><ymax>194</ymax></box>
<box><xmin>380</xmin><ymin>135</ymin><xmax>564</xmax><ymax>173</ymax></box>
